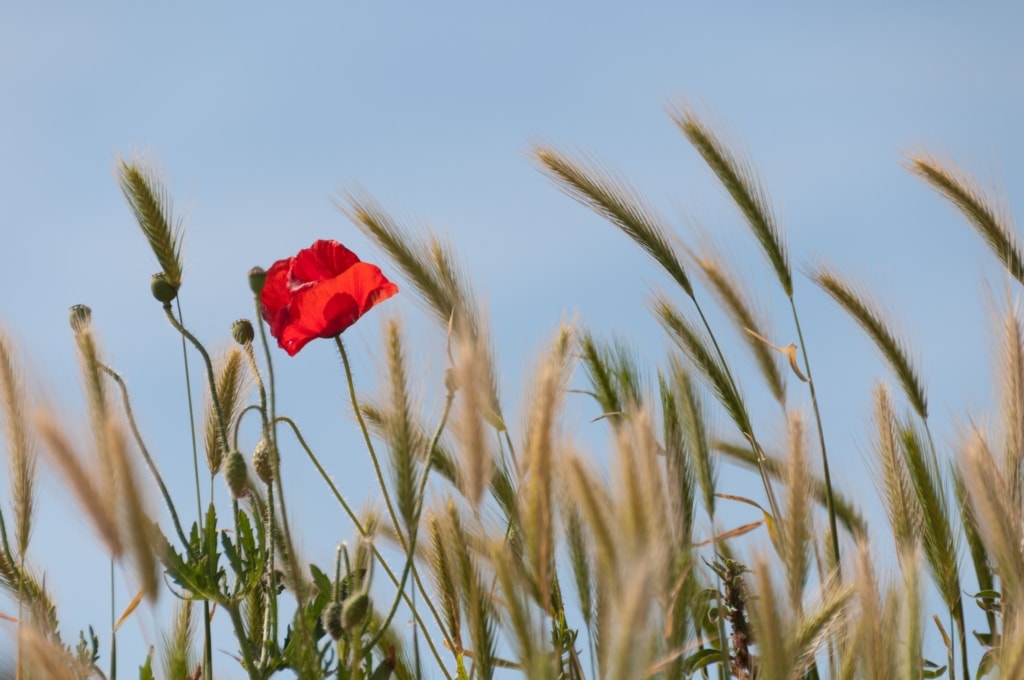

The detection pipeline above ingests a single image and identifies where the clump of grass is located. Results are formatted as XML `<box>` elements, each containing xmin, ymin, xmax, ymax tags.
<box><xmin>9</xmin><ymin>102</ymin><xmax>1024</xmax><ymax>680</ymax></box>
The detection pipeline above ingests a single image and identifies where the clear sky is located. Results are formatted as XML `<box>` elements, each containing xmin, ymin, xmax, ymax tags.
<box><xmin>1</xmin><ymin>2</ymin><xmax>1023</xmax><ymax>677</ymax></box>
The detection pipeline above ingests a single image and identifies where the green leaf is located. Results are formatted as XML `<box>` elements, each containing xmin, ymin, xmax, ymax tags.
<box><xmin>922</xmin><ymin>659</ymin><xmax>948</xmax><ymax>678</ymax></box>
<box><xmin>138</xmin><ymin>651</ymin><xmax>155</xmax><ymax>680</ymax></box>
<box><xmin>684</xmin><ymin>647</ymin><xmax>728</xmax><ymax>673</ymax></box>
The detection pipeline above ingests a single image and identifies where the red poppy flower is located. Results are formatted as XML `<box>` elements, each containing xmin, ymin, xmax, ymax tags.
<box><xmin>261</xmin><ymin>239</ymin><xmax>398</xmax><ymax>356</ymax></box>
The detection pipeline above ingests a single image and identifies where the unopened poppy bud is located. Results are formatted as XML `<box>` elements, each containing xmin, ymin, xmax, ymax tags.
<box><xmin>69</xmin><ymin>305</ymin><xmax>92</xmax><ymax>334</ymax></box>
<box><xmin>321</xmin><ymin>602</ymin><xmax>344</xmax><ymax>641</ymax></box>
<box><xmin>444</xmin><ymin>368</ymin><xmax>459</xmax><ymax>394</ymax></box>
<box><xmin>151</xmin><ymin>273</ymin><xmax>179</xmax><ymax>303</ymax></box>
<box><xmin>248</xmin><ymin>267</ymin><xmax>266</xmax><ymax>295</ymax></box>
<box><xmin>341</xmin><ymin>593</ymin><xmax>371</xmax><ymax>632</ymax></box>
<box><xmin>231</xmin><ymin>319</ymin><xmax>254</xmax><ymax>345</ymax></box>
<box><xmin>223</xmin><ymin>450</ymin><xmax>248</xmax><ymax>498</ymax></box>
<box><xmin>252</xmin><ymin>438</ymin><xmax>278</xmax><ymax>485</ymax></box>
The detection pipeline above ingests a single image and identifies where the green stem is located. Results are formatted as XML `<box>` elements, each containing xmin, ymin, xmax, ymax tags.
<box><xmin>101</xmin><ymin>364</ymin><xmax>189</xmax><ymax>549</ymax></box>
<box><xmin>692</xmin><ymin>299</ymin><xmax>782</xmax><ymax>523</ymax></box>
<box><xmin>225</xmin><ymin>600</ymin><xmax>261</xmax><ymax>679</ymax></box>
<box><xmin>259</xmin><ymin>482</ymin><xmax>276</xmax><ymax>668</ymax></box>
<box><xmin>335</xmin><ymin>337</ymin><xmax>406</xmax><ymax>550</ymax></box>
<box><xmin>789</xmin><ymin>298</ymin><xmax>841</xmax><ymax>571</ymax></box>
<box><xmin>110</xmin><ymin>559</ymin><xmax>117</xmax><ymax>680</ymax></box>
<box><xmin>274</xmin><ymin>415</ymin><xmax>454</xmax><ymax>678</ymax></box>
<box><xmin>365</xmin><ymin>390</ymin><xmax>455</xmax><ymax>652</ymax></box>
<box><xmin>253</xmin><ymin>295</ymin><xmax>277</xmax><ymax>444</ymax></box>
<box><xmin>169</xmin><ymin>300</ymin><xmax>214</xmax><ymax>680</ymax></box>
<box><xmin>164</xmin><ymin>303</ymin><xmax>232</xmax><ymax>463</ymax></box>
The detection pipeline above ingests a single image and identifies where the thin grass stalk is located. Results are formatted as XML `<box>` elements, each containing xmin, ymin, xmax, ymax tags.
<box><xmin>960</xmin><ymin>429</ymin><xmax>1024</xmax><ymax>610</ymax></box>
<box><xmin>786</xmin><ymin>300</ymin><xmax>841</xmax><ymax>570</ymax></box>
<box><xmin>443</xmin><ymin>500</ymin><xmax>498</xmax><ymax>679</ymax></box>
<box><xmin>783</xmin><ymin>412</ymin><xmax>812</xmax><ymax>613</ymax></box>
<box><xmin>996</xmin><ymin>303</ymin><xmax>1024</xmax><ymax>507</ymax></box>
<box><xmin>952</xmin><ymin>466</ymin><xmax>997</xmax><ymax>638</ymax></box>
<box><xmin>870</xmin><ymin>385</ymin><xmax>920</xmax><ymax>551</ymax></box>
<box><xmin>905</xmin><ymin>153</ymin><xmax>1024</xmax><ymax>284</ymax></box>
<box><xmin>383</xmin><ymin>318</ymin><xmax>418</xmax><ymax>533</ymax></box>
<box><xmin>898</xmin><ymin>547</ymin><xmax>924</xmax><ymax>679</ymax></box>
<box><xmin>451</xmin><ymin>332</ymin><xmax>496</xmax><ymax>512</ymax></box>
<box><xmin>694</xmin><ymin>253</ymin><xmax>786</xmax><ymax>405</ymax></box>
<box><xmin>653</xmin><ymin>295</ymin><xmax>781</xmax><ymax>521</ymax></box>
<box><xmin>899</xmin><ymin>422</ymin><xmax>967</xmax><ymax>678</ymax></box>
<box><xmin>520</xmin><ymin>322</ymin><xmax>574</xmax><ymax>610</ymax></box>
<box><xmin>675</xmin><ymin>105</ymin><xmax>841</xmax><ymax>568</ymax></box>
<box><xmin>578</xmin><ymin>330</ymin><xmax>625</xmax><ymax>420</ymax></box>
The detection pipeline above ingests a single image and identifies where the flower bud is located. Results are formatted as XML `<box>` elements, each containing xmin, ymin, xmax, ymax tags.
<box><xmin>223</xmin><ymin>450</ymin><xmax>248</xmax><ymax>499</ymax></box>
<box><xmin>231</xmin><ymin>319</ymin><xmax>255</xmax><ymax>345</ymax></box>
<box><xmin>69</xmin><ymin>304</ymin><xmax>92</xmax><ymax>334</ymax></box>
<box><xmin>248</xmin><ymin>267</ymin><xmax>267</xmax><ymax>295</ymax></box>
<box><xmin>321</xmin><ymin>602</ymin><xmax>344</xmax><ymax>641</ymax></box>
<box><xmin>252</xmin><ymin>437</ymin><xmax>278</xmax><ymax>485</ymax></box>
<box><xmin>151</xmin><ymin>273</ymin><xmax>179</xmax><ymax>303</ymax></box>
<box><xmin>341</xmin><ymin>592</ymin><xmax>371</xmax><ymax>633</ymax></box>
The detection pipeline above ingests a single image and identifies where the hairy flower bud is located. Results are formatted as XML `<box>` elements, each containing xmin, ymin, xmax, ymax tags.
<box><xmin>231</xmin><ymin>319</ymin><xmax>254</xmax><ymax>345</ymax></box>
<box><xmin>223</xmin><ymin>450</ymin><xmax>248</xmax><ymax>499</ymax></box>
<box><xmin>69</xmin><ymin>304</ymin><xmax>92</xmax><ymax>334</ymax></box>
<box><xmin>321</xmin><ymin>602</ymin><xmax>344</xmax><ymax>641</ymax></box>
<box><xmin>248</xmin><ymin>266</ymin><xmax>267</xmax><ymax>295</ymax></box>
<box><xmin>341</xmin><ymin>593</ymin><xmax>371</xmax><ymax>633</ymax></box>
<box><xmin>151</xmin><ymin>273</ymin><xmax>179</xmax><ymax>303</ymax></box>
<box><xmin>252</xmin><ymin>438</ymin><xmax>278</xmax><ymax>485</ymax></box>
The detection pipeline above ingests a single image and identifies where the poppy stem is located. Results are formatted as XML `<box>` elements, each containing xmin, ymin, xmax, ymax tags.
<box><xmin>335</xmin><ymin>336</ymin><xmax>407</xmax><ymax>551</ymax></box>
<box><xmin>274</xmin><ymin>414</ymin><xmax>454</xmax><ymax>677</ymax></box>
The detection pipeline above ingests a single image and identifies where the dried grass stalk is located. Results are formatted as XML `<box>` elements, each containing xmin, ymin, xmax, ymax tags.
<box><xmin>670</xmin><ymin>105</ymin><xmax>792</xmax><ymax>297</ymax></box>
<box><xmin>906</xmin><ymin>153</ymin><xmax>1024</xmax><ymax>284</ymax></box>
<box><xmin>520</xmin><ymin>321</ymin><xmax>574</xmax><ymax>601</ymax></box>
<box><xmin>813</xmin><ymin>267</ymin><xmax>928</xmax><ymax>420</ymax></box>
<box><xmin>782</xmin><ymin>412</ymin><xmax>812</xmax><ymax>612</ymax></box>
<box><xmin>534</xmin><ymin>146</ymin><xmax>694</xmax><ymax>297</ymax></box>
<box><xmin>695</xmin><ymin>252</ymin><xmax>786</xmax><ymax>404</ymax></box>
<box><xmin>36</xmin><ymin>413</ymin><xmax>122</xmax><ymax>557</ymax></box>
<box><xmin>342</xmin><ymin>193</ymin><xmax>506</xmax><ymax>429</ymax></box>
<box><xmin>451</xmin><ymin>330</ymin><xmax>497</xmax><ymax>512</ymax></box>
<box><xmin>870</xmin><ymin>384</ymin><xmax>920</xmax><ymax>552</ymax></box>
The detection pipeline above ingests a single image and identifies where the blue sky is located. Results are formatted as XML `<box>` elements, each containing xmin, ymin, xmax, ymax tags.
<box><xmin>2</xmin><ymin>2</ymin><xmax>1023</xmax><ymax>676</ymax></box>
